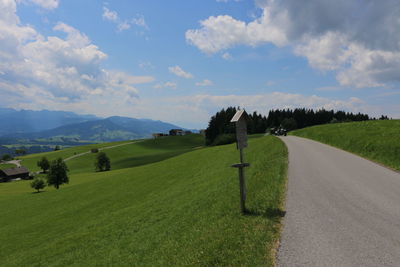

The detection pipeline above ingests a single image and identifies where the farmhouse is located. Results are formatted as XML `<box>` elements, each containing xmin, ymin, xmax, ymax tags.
<box><xmin>152</xmin><ymin>133</ymin><xmax>168</xmax><ymax>138</ymax></box>
<box><xmin>169</xmin><ymin>129</ymin><xmax>184</xmax><ymax>136</ymax></box>
<box><xmin>0</xmin><ymin>167</ymin><xmax>30</xmax><ymax>182</ymax></box>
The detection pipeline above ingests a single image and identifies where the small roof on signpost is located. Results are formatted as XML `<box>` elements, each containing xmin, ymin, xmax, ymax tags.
<box><xmin>230</xmin><ymin>109</ymin><xmax>248</xmax><ymax>122</ymax></box>
<box><xmin>231</xmin><ymin>109</ymin><xmax>249</xmax><ymax>150</ymax></box>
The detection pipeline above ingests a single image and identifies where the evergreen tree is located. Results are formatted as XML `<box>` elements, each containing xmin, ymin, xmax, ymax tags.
<box><xmin>265</xmin><ymin>108</ymin><xmax>372</xmax><ymax>130</ymax></box>
<box><xmin>205</xmin><ymin>107</ymin><xmax>269</xmax><ymax>145</ymax></box>
<box><xmin>205</xmin><ymin>106</ymin><xmax>377</xmax><ymax>145</ymax></box>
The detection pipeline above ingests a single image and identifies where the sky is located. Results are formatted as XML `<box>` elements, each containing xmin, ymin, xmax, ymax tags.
<box><xmin>0</xmin><ymin>0</ymin><xmax>399</xmax><ymax>128</ymax></box>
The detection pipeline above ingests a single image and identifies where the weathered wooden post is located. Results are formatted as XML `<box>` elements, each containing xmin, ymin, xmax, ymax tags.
<box><xmin>230</xmin><ymin>109</ymin><xmax>250</xmax><ymax>214</ymax></box>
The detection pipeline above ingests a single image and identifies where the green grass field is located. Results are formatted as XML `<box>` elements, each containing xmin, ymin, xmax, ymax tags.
<box><xmin>0</xmin><ymin>135</ymin><xmax>287</xmax><ymax>266</ymax></box>
<box><xmin>19</xmin><ymin>140</ymin><xmax>136</xmax><ymax>172</ymax></box>
<box><xmin>0</xmin><ymin>135</ymin><xmax>204</xmax><ymax>196</ymax></box>
<box><xmin>291</xmin><ymin>120</ymin><xmax>400</xmax><ymax>170</ymax></box>
<box><xmin>18</xmin><ymin>135</ymin><xmax>204</xmax><ymax>174</ymax></box>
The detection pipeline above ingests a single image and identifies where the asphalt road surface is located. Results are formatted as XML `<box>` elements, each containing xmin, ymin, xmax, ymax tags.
<box><xmin>64</xmin><ymin>141</ymin><xmax>138</xmax><ymax>162</ymax></box>
<box><xmin>278</xmin><ymin>136</ymin><xmax>400</xmax><ymax>266</ymax></box>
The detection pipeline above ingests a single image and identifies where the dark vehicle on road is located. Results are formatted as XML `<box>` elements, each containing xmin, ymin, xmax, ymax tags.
<box><xmin>270</xmin><ymin>127</ymin><xmax>287</xmax><ymax>136</ymax></box>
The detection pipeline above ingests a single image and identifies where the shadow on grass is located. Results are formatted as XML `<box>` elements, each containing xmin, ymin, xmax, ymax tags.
<box><xmin>112</xmin><ymin>151</ymin><xmax>188</xmax><ymax>170</ymax></box>
<box><xmin>244</xmin><ymin>208</ymin><xmax>286</xmax><ymax>219</ymax></box>
<box><xmin>31</xmin><ymin>191</ymin><xmax>46</xmax><ymax>194</ymax></box>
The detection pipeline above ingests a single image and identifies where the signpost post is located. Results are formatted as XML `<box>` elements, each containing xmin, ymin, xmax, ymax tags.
<box><xmin>230</xmin><ymin>109</ymin><xmax>250</xmax><ymax>214</ymax></box>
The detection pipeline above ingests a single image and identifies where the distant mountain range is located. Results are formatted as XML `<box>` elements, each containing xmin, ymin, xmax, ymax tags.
<box><xmin>0</xmin><ymin>108</ymin><xmax>98</xmax><ymax>136</ymax></box>
<box><xmin>0</xmin><ymin>108</ymin><xmax>186</xmax><ymax>144</ymax></box>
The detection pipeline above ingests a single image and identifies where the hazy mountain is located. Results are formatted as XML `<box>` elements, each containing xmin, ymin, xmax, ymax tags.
<box><xmin>2</xmin><ymin>116</ymin><xmax>183</xmax><ymax>142</ymax></box>
<box><xmin>0</xmin><ymin>109</ymin><xmax>98</xmax><ymax>136</ymax></box>
<box><xmin>107</xmin><ymin>116</ymin><xmax>180</xmax><ymax>135</ymax></box>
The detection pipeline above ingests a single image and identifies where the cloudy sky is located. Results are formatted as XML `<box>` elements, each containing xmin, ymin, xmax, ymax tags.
<box><xmin>1</xmin><ymin>0</ymin><xmax>399</xmax><ymax>128</ymax></box>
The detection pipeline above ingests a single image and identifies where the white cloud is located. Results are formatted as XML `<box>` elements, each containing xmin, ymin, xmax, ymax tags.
<box><xmin>173</xmin><ymin>93</ymin><xmax>367</xmax><ymax>116</ymax></box>
<box><xmin>186</xmin><ymin>9</ymin><xmax>288</xmax><ymax>54</ymax></box>
<box><xmin>102</xmin><ymin>5</ymin><xmax>148</xmax><ymax>32</ymax></box>
<box><xmin>196</xmin><ymin>79</ymin><xmax>213</xmax><ymax>86</ymax></box>
<box><xmin>222</xmin><ymin>52</ymin><xmax>232</xmax><ymax>60</ymax></box>
<box><xmin>132</xmin><ymin>15</ymin><xmax>148</xmax><ymax>29</ymax></box>
<box><xmin>127</xmin><ymin>92</ymin><xmax>383</xmax><ymax>129</ymax></box>
<box><xmin>17</xmin><ymin>0</ymin><xmax>59</xmax><ymax>9</ymax></box>
<box><xmin>186</xmin><ymin>0</ymin><xmax>400</xmax><ymax>89</ymax></box>
<box><xmin>153</xmin><ymin>81</ymin><xmax>177</xmax><ymax>89</ymax></box>
<box><xmin>316</xmin><ymin>86</ymin><xmax>345</xmax><ymax>92</ymax></box>
<box><xmin>168</xmin><ymin>65</ymin><xmax>193</xmax><ymax>79</ymax></box>
<box><xmin>117</xmin><ymin>21</ymin><xmax>131</xmax><ymax>32</ymax></box>
<box><xmin>139</xmin><ymin>61</ymin><xmax>154</xmax><ymax>70</ymax></box>
<box><xmin>102</xmin><ymin>7</ymin><xmax>118</xmax><ymax>22</ymax></box>
<box><xmin>0</xmin><ymin>0</ymin><xmax>154</xmax><ymax>110</ymax></box>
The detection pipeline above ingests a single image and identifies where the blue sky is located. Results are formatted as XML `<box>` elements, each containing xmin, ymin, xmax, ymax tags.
<box><xmin>1</xmin><ymin>0</ymin><xmax>399</xmax><ymax>128</ymax></box>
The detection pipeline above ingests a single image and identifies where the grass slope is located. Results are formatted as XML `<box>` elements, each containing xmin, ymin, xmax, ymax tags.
<box><xmin>1</xmin><ymin>135</ymin><xmax>204</xmax><ymax>196</ymax></box>
<box><xmin>291</xmin><ymin>120</ymin><xmax>400</xmax><ymax>170</ymax></box>
<box><xmin>19</xmin><ymin>140</ymin><xmax>133</xmax><ymax>172</ymax></box>
<box><xmin>0</xmin><ymin>136</ymin><xmax>287</xmax><ymax>266</ymax></box>
<box><xmin>20</xmin><ymin>134</ymin><xmax>204</xmax><ymax>173</ymax></box>
<box><xmin>66</xmin><ymin>134</ymin><xmax>204</xmax><ymax>174</ymax></box>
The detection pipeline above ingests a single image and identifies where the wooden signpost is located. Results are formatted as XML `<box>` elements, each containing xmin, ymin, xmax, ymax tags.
<box><xmin>230</xmin><ymin>109</ymin><xmax>250</xmax><ymax>214</ymax></box>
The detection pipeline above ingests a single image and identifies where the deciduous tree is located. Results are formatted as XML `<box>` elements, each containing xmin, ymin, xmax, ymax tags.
<box><xmin>95</xmin><ymin>152</ymin><xmax>111</xmax><ymax>172</ymax></box>
<box><xmin>47</xmin><ymin>158</ymin><xmax>69</xmax><ymax>189</ymax></box>
<box><xmin>31</xmin><ymin>178</ymin><xmax>46</xmax><ymax>193</ymax></box>
<box><xmin>37</xmin><ymin>156</ymin><xmax>50</xmax><ymax>173</ymax></box>
<box><xmin>2</xmin><ymin>154</ymin><xmax>12</xmax><ymax>161</ymax></box>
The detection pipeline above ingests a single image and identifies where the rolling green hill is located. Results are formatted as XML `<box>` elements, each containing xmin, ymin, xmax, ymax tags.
<box><xmin>291</xmin><ymin>120</ymin><xmax>400</xmax><ymax>170</ymax></box>
<box><xmin>0</xmin><ymin>135</ymin><xmax>287</xmax><ymax>266</ymax></box>
<box><xmin>20</xmin><ymin>140</ymin><xmax>135</xmax><ymax>173</ymax></box>
<box><xmin>20</xmin><ymin>134</ymin><xmax>204</xmax><ymax>174</ymax></box>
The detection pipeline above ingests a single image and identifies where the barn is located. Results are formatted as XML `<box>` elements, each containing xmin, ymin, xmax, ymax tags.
<box><xmin>0</xmin><ymin>167</ymin><xmax>30</xmax><ymax>182</ymax></box>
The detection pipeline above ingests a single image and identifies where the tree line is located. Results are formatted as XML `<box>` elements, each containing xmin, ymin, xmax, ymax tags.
<box><xmin>205</xmin><ymin>107</ymin><xmax>386</xmax><ymax>145</ymax></box>
<box><xmin>31</xmin><ymin>151</ymin><xmax>111</xmax><ymax>192</ymax></box>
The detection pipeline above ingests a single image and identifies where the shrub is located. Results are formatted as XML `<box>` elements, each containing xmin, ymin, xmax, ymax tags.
<box><xmin>91</xmin><ymin>148</ymin><xmax>99</xmax><ymax>153</ymax></box>
<box><xmin>212</xmin><ymin>134</ymin><xmax>236</xmax><ymax>146</ymax></box>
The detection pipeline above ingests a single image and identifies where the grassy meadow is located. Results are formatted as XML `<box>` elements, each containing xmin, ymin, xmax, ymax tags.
<box><xmin>19</xmin><ymin>140</ymin><xmax>136</xmax><ymax>172</ymax></box>
<box><xmin>17</xmin><ymin>134</ymin><xmax>203</xmax><ymax>174</ymax></box>
<box><xmin>291</xmin><ymin>120</ymin><xmax>400</xmax><ymax>170</ymax></box>
<box><xmin>0</xmin><ymin>135</ymin><xmax>287</xmax><ymax>266</ymax></box>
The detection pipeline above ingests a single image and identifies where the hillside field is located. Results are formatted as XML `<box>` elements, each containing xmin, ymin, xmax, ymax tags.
<box><xmin>0</xmin><ymin>135</ymin><xmax>204</xmax><ymax>196</ymax></box>
<box><xmin>291</xmin><ymin>120</ymin><xmax>400</xmax><ymax>170</ymax></box>
<box><xmin>0</xmin><ymin>135</ymin><xmax>287</xmax><ymax>266</ymax></box>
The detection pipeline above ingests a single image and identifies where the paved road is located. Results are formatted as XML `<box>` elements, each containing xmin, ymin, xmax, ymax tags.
<box><xmin>64</xmin><ymin>141</ymin><xmax>138</xmax><ymax>162</ymax></box>
<box><xmin>278</xmin><ymin>136</ymin><xmax>400</xmax><ymax>267</ymax></box>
